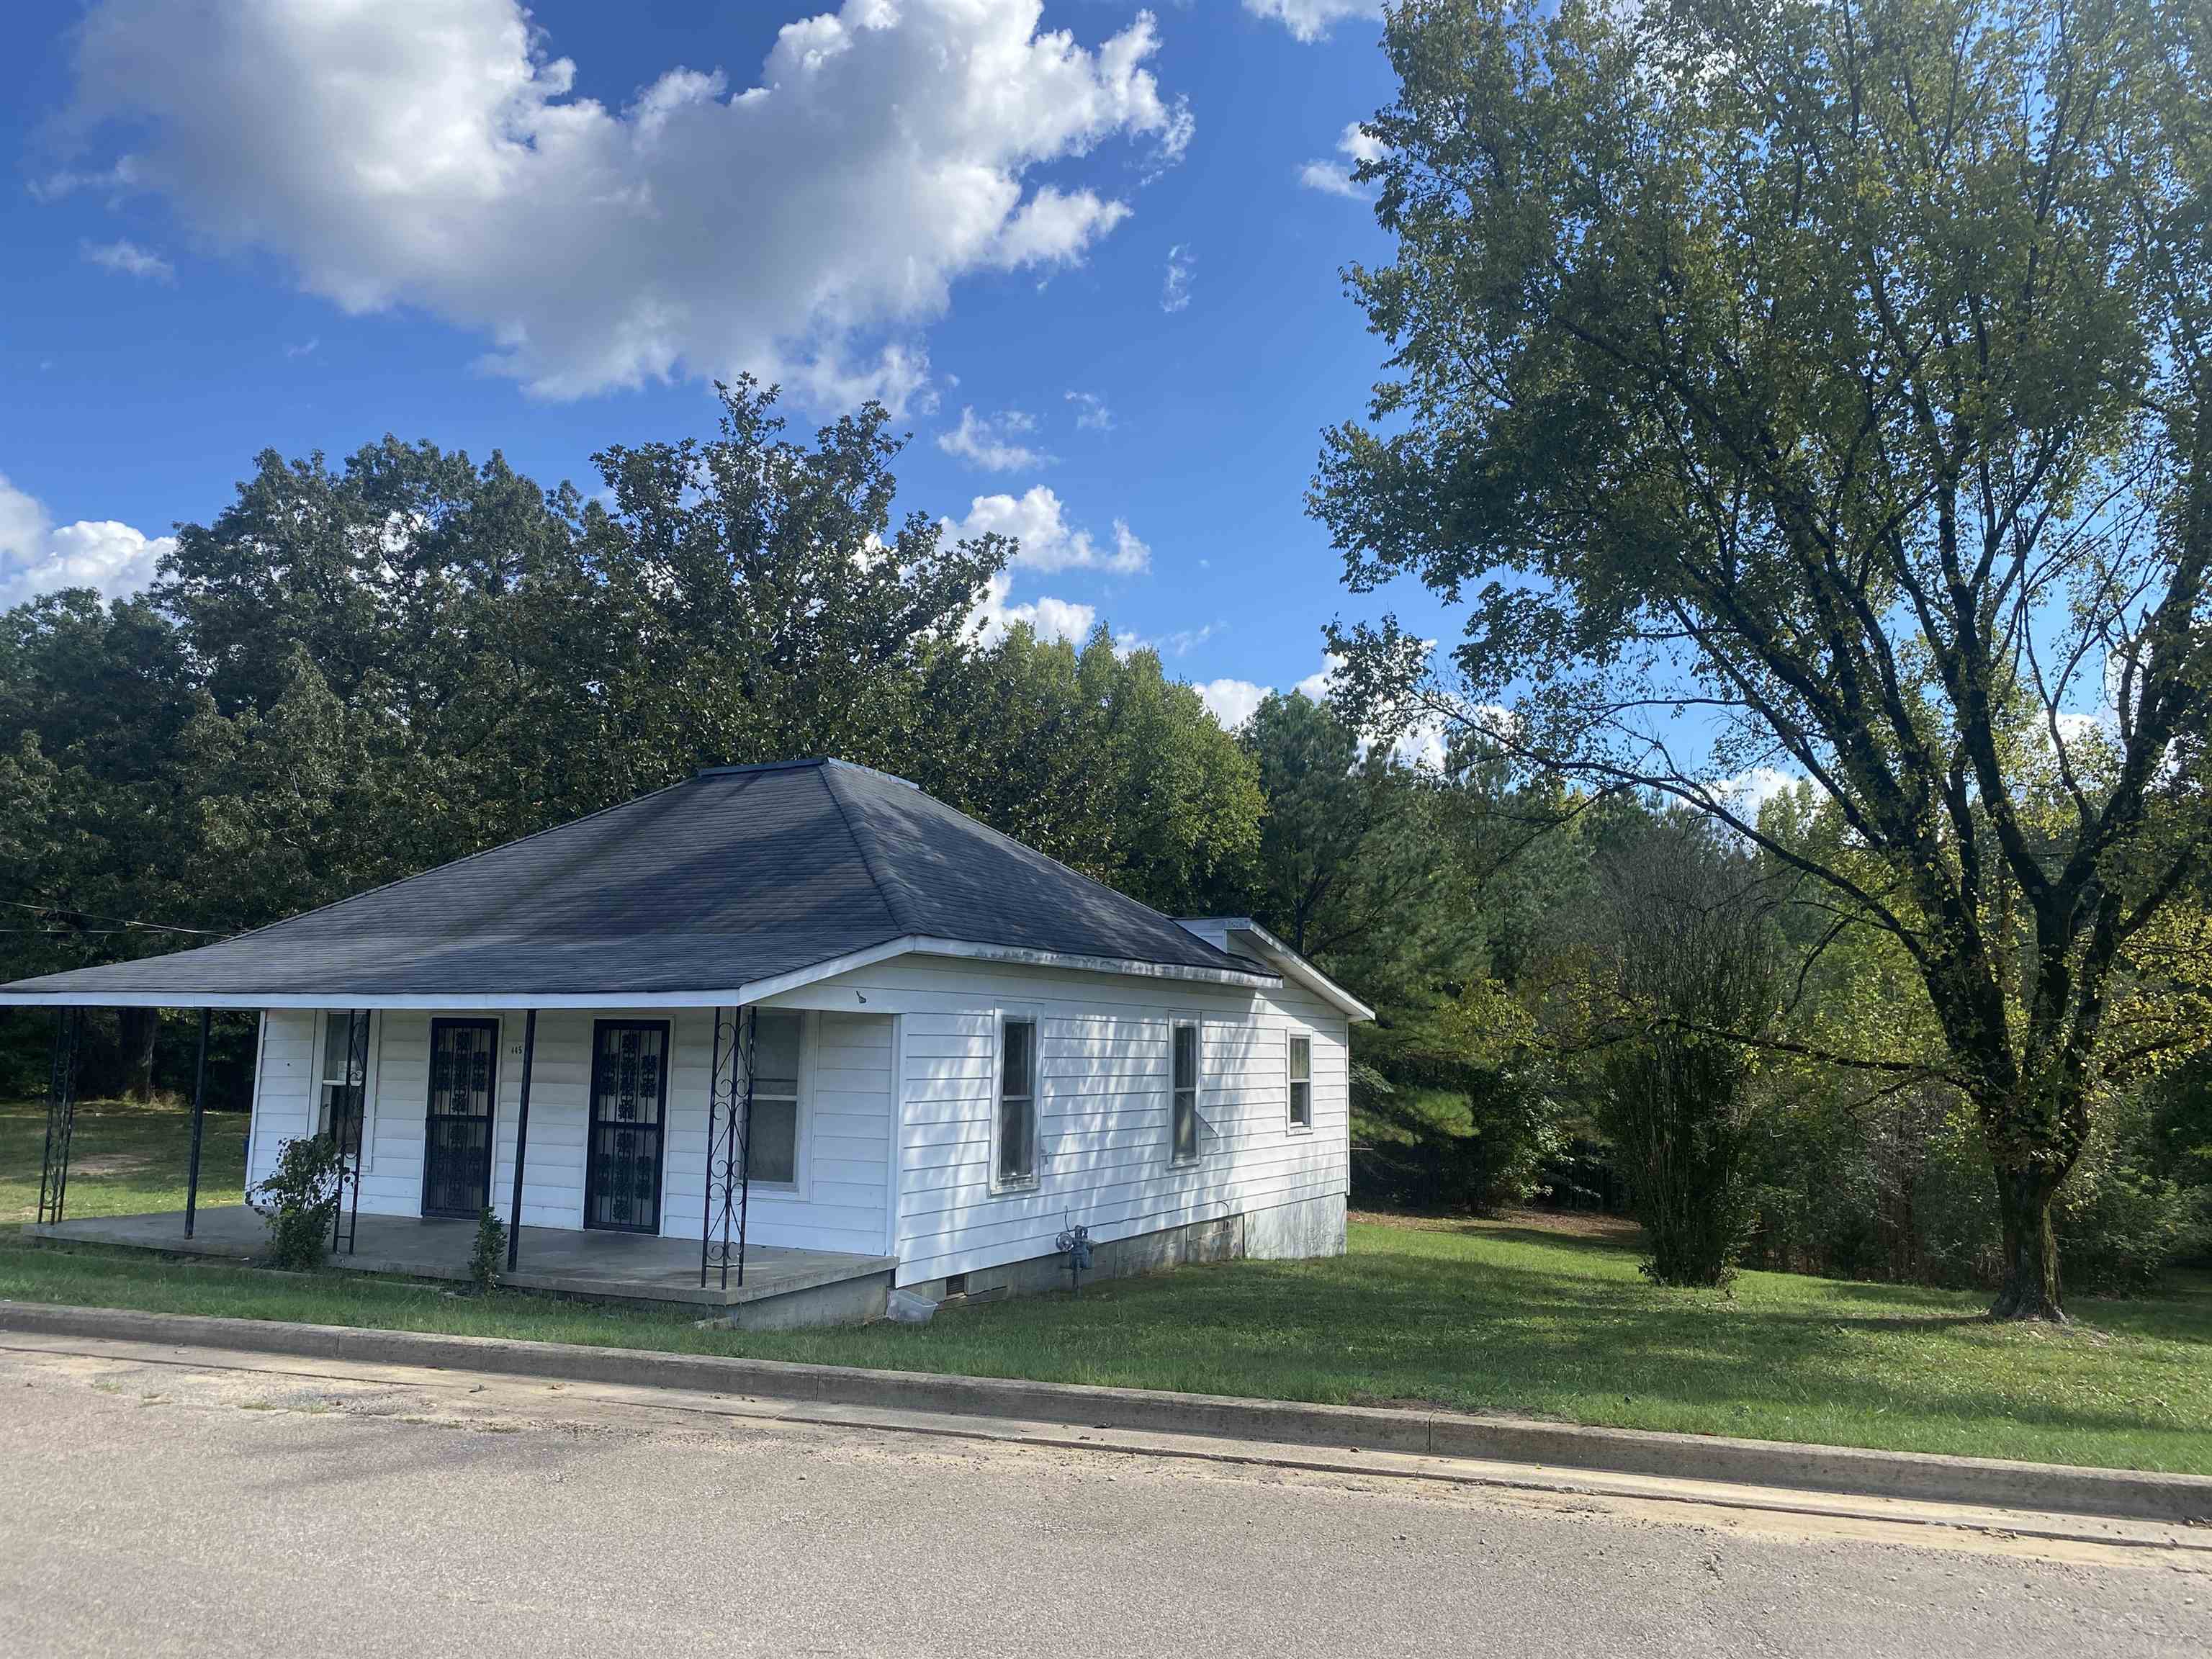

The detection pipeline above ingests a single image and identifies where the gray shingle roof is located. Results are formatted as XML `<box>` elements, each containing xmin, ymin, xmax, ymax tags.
<box><xmin>0</xmin><ymin>760</ymin><xmax>1265</xmax><ymax>1004</ymax></box>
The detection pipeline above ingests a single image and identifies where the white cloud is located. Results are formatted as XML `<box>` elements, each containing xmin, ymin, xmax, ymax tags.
<box><xmin>1298</xmin><ymin>161</ymin><xmax>1359</xmax><ymax>197</ymax></box>
<box><xmin>1712</xmin><ymin>765</ymin><xmax>1803</xmax><ymax>820</ymax></box>
<box><xmin>1200</xmin><ymin>650</ymin><xmax>1452</xmax><ymax>769</ymax></box>
<box><xmin>1161</xmin><ymin>243</ymin><xmax>1194</xmax><ymax>313</ymax></box>
<box><xmin>938</xmin><ymin>407</ymin><xmax>1051</xmax><ymax>472</ymax></box>
<box><xmin>284</xmin><ymin>336</ymin><xmax>319</xmax><ymax>359</ymax></box>
<box><xmin>947</xmin><ymin>486</ymin><xmax>1149</xmax><ymax>575</ymax></box>
<box><xmin>54</xmin><ymin>0</ymin><xmax>1190</xmax><ymax>411</ymax></box>
<box><xmin>1197</xmin><ymin>678</ymin><xmax>1270</xmax><ymax>729</ymax></box>
<box><xmin>0</xmin><ymin>473</ymin><xmax>174</xmax><ymax>609</ymax></box>
<box><xmin>1118</xmin><ymin>622</ymin><xmax>1219</xmax><ymax>660</ymax></box>
<box><xmin>1244</xmin><ymin>1</ymin><xmax>1382</xmax><ymax>44</ymax></box>
<box><xmin>80</xmin><ymin>238</ymin><xmax>173</xmax><ymax>281</ymax></box>
<box><xmin>1299</xmin><ymin>121</ymin><xmax>1384</xmax><ymax>198</ymax></box>
<box><xmin>1066</xmin><ymin>390</ymin><xmax>1114</xmax><ymax>431</ymax></box>
<box><xmin>974</xmin><ymin>571</ymin><xmax>1096</xmax><ymax>647</ymax></box>
<box><xmin>28</xmin><ymin>153</ymin><xmax>139</xmax><ymax>202</ymax></box>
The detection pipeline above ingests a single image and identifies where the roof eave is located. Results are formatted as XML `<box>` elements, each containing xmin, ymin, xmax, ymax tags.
<box><xmin>1175</xmin><ymin>916</ymin><xmax>1377</xmax><ymax>1022</ymax></box>
<box><xmin>0</xmin><ymin>933</ymin><xmax>1282</xmax><ymax>1011</ymax></box>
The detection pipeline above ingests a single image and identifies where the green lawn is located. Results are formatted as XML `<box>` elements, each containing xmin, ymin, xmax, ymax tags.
<box><xmin>4</xmin><ymin>1100</ymin><xmax>2208</xmax><ymax>1475</ymax></box>
<box><xmin>2</xmin><ymin>1097</ymin><xmax>249</xmax><ymax>1226</ymax></box>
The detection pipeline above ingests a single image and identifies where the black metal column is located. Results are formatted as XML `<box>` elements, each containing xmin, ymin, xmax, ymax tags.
<box><xmin>331</xmin><ymin>1007</ymin><xmax>369</xmax><ymax>1255</ymax></box>
<box><xmin>184</xmin><ymin>1008</ymin><xmax>210</xmax><ymax>1238</ymax></box>
<box><xmin>505</xmin><ymin>1009</ymin><xmax>536</xmax><ymax>1273</ymax></box>
<box><xmin>736</xmin><ymin>1007</ymin><xmax>756</xmax><ymax>1289</ymax></box>
<box><xmin>36</xmin><ymin>1007</ymin><xmax>83</xmax><ymax>1227</ymax></box>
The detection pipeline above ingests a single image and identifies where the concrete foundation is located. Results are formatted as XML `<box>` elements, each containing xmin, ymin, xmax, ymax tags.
<box><xmin>715</xmin><ymin>1269</ymin><xmax>894</xmax><ymax>1331</ymax></box>
<box><xmin>1244</xmin><ymin>1192</ymin><xmax>1348</xmax><ymax>1260</ymax></box>
<box><xmin>904</xmin><ymin>1202</ymin><xmax>1334</xmax><ymax>1306</ymax></box>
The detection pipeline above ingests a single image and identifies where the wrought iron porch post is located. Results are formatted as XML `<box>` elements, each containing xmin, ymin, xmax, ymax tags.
<box><xmin>184</xmin><ymin>1008</ymin><xmax>210</xmax><ymax>1238</ymax></box>
<box><xmin>36</xmin><ymin>1007</ymin><xmax>83</xmax><ymax>1227</ymax></box>
<box><xmin>703</xmin><ymin>1009</ymin><xmax>721</xmax><ymax>1287</ymax></box>
<box><xmin>505</xmin><ymin>1009</ymin><xmax>536</xmax><ymax>1273</ymax></box>
<box><xmin>703</xmin><ymin>1007</ymin><xmax>737</xmax><ymax>1289</ymax></box>
<box><xmin>331</xmin><ymin>1007</ymin><xmax>369</xmax><ymax>1255</ymax></box>
<box><xmin>702</xmin><ymin>1006</ymin><xmax>759</xmax><ymax>1291</ymax></box>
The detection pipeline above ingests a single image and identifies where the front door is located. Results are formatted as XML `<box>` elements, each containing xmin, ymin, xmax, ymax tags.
<box><xmin>585</xmin><ymin>1020</ymin><xmax>669</xmax><ymax>1234</ymax></box>
<box><xmin>422</xmin><ymin>1019</ymin><xmax>498</xmax><ymax>1218</ymax></box>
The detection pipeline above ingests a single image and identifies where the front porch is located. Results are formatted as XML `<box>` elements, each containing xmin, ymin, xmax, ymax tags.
<box><xmin>26</xmin><ymin>1205</ymin><xmax>897</xmax><ymax>1323</ymax></box>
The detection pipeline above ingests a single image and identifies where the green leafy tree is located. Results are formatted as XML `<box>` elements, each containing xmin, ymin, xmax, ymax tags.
<box><xmin>1316</xmin><ymin>0</ymin><xmax>2212</xmax><ymax>1318</ymax></box>
<box><xmin>577</xmin><ymin>378</ymin><xmax>1012</xmax><ymax>783</ymax></box>
<box><xmin>915</xmin><ymin>626</ymin><xmax>1264</xmax><ymax>914</ymax></box>
<box><xmin>1239</xmin><ymin>692</ymin><xmax>1434</xmax><ymax>958</ymax></box>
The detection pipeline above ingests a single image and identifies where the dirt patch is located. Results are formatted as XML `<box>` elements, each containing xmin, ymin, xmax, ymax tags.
<box><xmin>66</xmin><ymin>1154</ymin><xmax>156</xmax><ymax>1178</ymax></box>
<box><xmin>1352</xmin><ymin>1207</ymin><xmax>1643</xmax><ymax>1246</ymax></box>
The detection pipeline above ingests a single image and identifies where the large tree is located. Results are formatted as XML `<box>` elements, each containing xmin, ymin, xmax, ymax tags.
<box><xmin>1316</xmin><ymin>0</ymin><xmax>2211</xmax><ymax>1316</ymax></box>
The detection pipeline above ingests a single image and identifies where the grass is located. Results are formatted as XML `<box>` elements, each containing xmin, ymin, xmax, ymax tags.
<box><xmin>4</xmin><ymin>1100</ymin><xmax>2209</xmax><ymax>1475</ymax></box>
<box><xmin>1</xmin><ymin>1097</ymin><xmax>249</xmax><ymax>1225</ymax></box>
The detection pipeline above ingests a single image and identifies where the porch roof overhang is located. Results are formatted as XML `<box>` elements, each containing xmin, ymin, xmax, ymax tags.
<box><xmin>0</xmin><ymin>932</ymin><xmax>1285</xmax><ymax>1011</ymax></box>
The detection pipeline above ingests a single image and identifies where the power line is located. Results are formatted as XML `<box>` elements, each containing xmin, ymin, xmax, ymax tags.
<box><xmin>0</xmin><ymin>899</ymin><xmax>225</xmax><ymax>938</ymax></box>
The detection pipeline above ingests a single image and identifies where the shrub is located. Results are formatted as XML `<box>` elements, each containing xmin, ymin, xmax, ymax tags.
<box><xmin>469</xmin><ymin>1208</ymin><xmax>505</xmax><ymax>1294</ymax></box>
<box><xmin>247</xmin><ymin>1134</ymin><xmax>344</xmax><ymax>1269</ymax></box>
<box><xmin>2056</xmin><ymin>1099</ymin><xmax>2194</xmax><ymax>1297</ymax></box>
<box><xmin>1586</xmin><ymin>816</ymin><xmax>1779</xmax><ymax>1289</ymax></box>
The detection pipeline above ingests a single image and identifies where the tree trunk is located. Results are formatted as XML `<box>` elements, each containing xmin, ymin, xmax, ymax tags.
<box><xmin>1988</xmin><ymin>1162</ymin><xmax>2066</xmax><ymax>1322</ymax></box>
<box><xmin>117</xmin><ymin>1008</ymin><xmax>158</xmax><ymax>1104</ymax></box>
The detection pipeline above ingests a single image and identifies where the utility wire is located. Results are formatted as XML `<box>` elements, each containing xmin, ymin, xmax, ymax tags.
<box><xmin>0</xmin><ymin>899</ymin><xmax>225</xmax><ymax>938</ymax></box>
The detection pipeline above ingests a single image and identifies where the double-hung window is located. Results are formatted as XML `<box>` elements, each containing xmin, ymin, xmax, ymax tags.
<box><xmin>1170</xmin><ymin>1020</ymin><xmax>1201</xmax><ymax>1165</ymax></box>
<box><xmin>316</xmin><ymin>1011</ymin><xmax>368</xmax><ymax>1158</ymax></box>
<box><xmin>995</xmin><ymin>1016</ymin><xmax>1038</xmax><ymax>1190</ymax></box>
<box><xmin>1287</xmin><ymin>1033</ymin><xmax>1313</xmax><ymax>1130</ymax></box>
<box><xmin>746</xmin><ymin>1010</ymin><xmax>804</xmax><ymax>1189</ymax></box>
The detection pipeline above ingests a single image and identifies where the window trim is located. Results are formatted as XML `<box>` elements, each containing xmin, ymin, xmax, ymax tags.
<box><xmin>1286</xmin><ymin>1028</ymin><xmax>1315</xmax><ymax>1135</ymax></box>
<box><xmin>313</xmin><ymin>1009</ymin><xmax>379</xmax><ymax>1173</ymax></box>
<box><xmin>990</xmin><ymin>1009</ymin><xmax>1043</xmax><ymax>1195</ymax></box>
<box><xmin>742</xmin><ymin>1007</ymin><xmax>810</xmax><ymax>1199</ymax></box>
<box><xmin>1167</xmin><ymin>1015</ymin><xmax>1205</xmax><ymax>1169</ymax></box>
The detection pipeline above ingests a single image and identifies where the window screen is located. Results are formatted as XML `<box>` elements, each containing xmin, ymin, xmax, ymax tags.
<box><xmin>1288</xmin><ymin>1034</ymin><xmax>1313</xmax><ymax>1129</ymax></box>
<box><xmin>747</xmin><ymin>1010</ymin><xmax>803</xmax><ymax>1186</ymax></box>
<box><xmin>317</xmin><ymin>1011</ymin><xmax>367</xmax><ymax>1156</ymax></box>
<box><xmin>1171</xmin><ymin>1022</ymin><xmax>1200</xmax><ymax>1164</ymax></box>
<box><xmin>997</xmin><ymin>1017</ymin><xmax>1038</xmax><ymax>1187</ymax></box>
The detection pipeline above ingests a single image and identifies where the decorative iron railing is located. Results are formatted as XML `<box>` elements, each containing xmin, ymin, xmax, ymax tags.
<box><xmin>702</xmin><ymin>1006</ymin><xmax>757</xmax><ymax>1289</ymax></box>
<box><xmin>36</xmin><ymin>1007</ymin><xmax>83</xmax><ymax>1227</ymax></box>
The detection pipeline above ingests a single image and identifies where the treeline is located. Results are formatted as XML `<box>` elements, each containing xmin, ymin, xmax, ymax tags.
<box><xmin>0</xmin><ymin>383</ymin><xmax>1259</xmax><ymax>1100</ymax></box>
<box><xmin>4</xmin><ymin>385</ymin><xmax>2206</xmax><ymax>1294</ymax></box>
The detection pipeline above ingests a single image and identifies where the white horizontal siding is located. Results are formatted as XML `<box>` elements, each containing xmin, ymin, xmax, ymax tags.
<box><xmin>246</xmin><ymin>1004</ymin><xmax>894</xmax><ymax>1251</ymax></box>
<box><xmin>765</xmin><ymin>956</ymin><xmax>1349</xmax><ymax>1287</ymax></box>
<box><xmin>245</xmin><ymin>1009</ymin><xmax>313</xmax><ymax>1192</ymax></box>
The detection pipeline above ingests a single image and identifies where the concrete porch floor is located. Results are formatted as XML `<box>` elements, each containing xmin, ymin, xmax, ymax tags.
<box><xmin>25</xmin><ymin>1206</ymin><xmax>897</xmax><ymax>1316</ymax></box>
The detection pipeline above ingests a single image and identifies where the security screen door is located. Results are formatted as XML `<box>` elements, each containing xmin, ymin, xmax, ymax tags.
<box><xmin>585</xmin><ymin>1020</ymin><xmax>670</xmax><ymax>1233</ymax></box>
<box><xmin>422</xmin><ymin>1019</ymin><xmax>498</xmax><ymax>1218</ymax></box>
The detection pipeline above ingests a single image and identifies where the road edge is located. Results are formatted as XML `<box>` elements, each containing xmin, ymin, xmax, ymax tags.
<box><xmin>5</xmin><ymin>1298</ymin><xmax>2208</xmax><ymax>1526</ymax></box>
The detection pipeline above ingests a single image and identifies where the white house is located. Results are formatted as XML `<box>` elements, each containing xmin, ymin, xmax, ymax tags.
<box><xmin>8</xmin><ymin>759</ymin><xmax>1370</xmax><ymax>1324</ymax></box>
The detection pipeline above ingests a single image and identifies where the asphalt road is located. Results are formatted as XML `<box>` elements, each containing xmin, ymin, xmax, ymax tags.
<box><xmin>0</xmin><ymin>1339</ymin><xmax>2205</xmax><ymax>1658</ymax></box>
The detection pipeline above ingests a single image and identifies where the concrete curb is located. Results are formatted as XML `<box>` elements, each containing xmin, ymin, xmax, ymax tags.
<box><xmin>6</xmin><ymin>1298</ymin><xmax>2209</xmax><ymax>1526</ymax></box>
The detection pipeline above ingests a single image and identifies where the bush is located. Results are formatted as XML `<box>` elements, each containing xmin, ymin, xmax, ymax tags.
<box><xmin>247</xmin><ymin>1134</ymin><xmax>344</xmax><ymax>1269</ymax></box>
<box><xmin>2056</xmin><ymin>1098</ymin><xmax>2195</xmax><ymax>1297</ymax></box>
<box><xmin>1349</xmin><ymin>985</ymin><xmax>1563</xmax><ymax>1215</ymax></box>
<box><xmin>469</xmin><ymin>1208</ymin><xmax>505</xmax><ymax>1293</ymax></box>
<box><xmin>1740</xmin><ymin>1082</ymin><xmax>1997</xmax><ymax>1289</ymax></box>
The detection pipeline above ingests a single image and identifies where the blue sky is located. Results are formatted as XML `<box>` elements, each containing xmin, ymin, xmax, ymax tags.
<box><xmin>1</xmin><ymin>0</ymin><xmax>1444</xmax><ymax>731</ymax></box>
